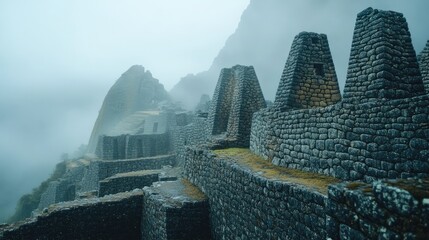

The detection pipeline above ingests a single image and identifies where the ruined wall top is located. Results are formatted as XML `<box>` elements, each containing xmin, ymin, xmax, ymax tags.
<box><xmin>343</xmin><ymin>8</ymin><xmax>425</xmax><ymax>104</ymax></box>
<box><xmin>274</xmin><ymin>32</ymin><xmax>341</xmax><ymax>110</ymax></box>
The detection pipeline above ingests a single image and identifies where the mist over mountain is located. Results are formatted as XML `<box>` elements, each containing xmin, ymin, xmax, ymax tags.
<box><xmin>170</xmin><ymin>0</ymin><xmax>429</xmax><ymax>109</ymax></box>
<box><xmin>87</xmin><ymin>65</ymin><xmax>170</xmax><ymax>153</ymax></box>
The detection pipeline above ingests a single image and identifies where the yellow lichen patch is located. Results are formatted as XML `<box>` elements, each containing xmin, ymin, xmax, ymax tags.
<box><xmin>214</xmin><ymin>148</ymin><xmax>340</xmax><ymax>194</ymax></box>
<box><xmin>181</xmin><ymin>179</ymin><xmax>207</xmax><ymax>201</ymax></box>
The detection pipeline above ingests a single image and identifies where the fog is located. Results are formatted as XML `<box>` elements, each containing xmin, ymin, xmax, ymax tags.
<box><xmin>1</xmin><ymin>0</ymin><xmax>428</xmax><ymax>223</ymax></box>
<box><xmin>0</xmin><ymin>0</ymin><xmax>249</xmax><ymax>222</ymax></box>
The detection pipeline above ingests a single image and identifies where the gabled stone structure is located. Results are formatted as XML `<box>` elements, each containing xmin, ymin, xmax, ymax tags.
<box><xmin>274</xmin><ymin>32</ymin><xmax>341</xmax><ymax>110</ymax></box>
<box><xmin>207</xmin><ymin>65</ymin><xmax>266</xmax><ymax>146</ymax></box>
<box><xmin>418</xmin><ymin>40</ymin><xmax>429</xmax><ymax>93</ymax></box>
<box><xmin>343</xmin><ymin>8</ymin><xmax>425</xmax><ymax>103</ymax></box>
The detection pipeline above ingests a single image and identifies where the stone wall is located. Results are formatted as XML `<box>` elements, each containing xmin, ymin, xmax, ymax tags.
<box><xmin>80</xmin><ymin>155</ymin><xmax>176</xmax><ymax>192</ymax></box>
<box><xmin>184</xmin><ymin>147</ymin><xmax>328</xmax><ymax>239</ymax></box>
<box><xmin>141</xmin><ymin>180</ymin><xmax>211</xmax><ymax>240</ymax></box>
<box><xmin>171</xmin><ymin>115</ymin><xmax>208</xmax><ymax>166</ymax></box>
<box><xmin>274</xmin><ymin>32</ymin><xmax>341</xmax><ymax>110</ymax></box>
<box><xmin>183</xmin><ymin>146</ymin><xmax>429</xmax><ymax>239</ymax></box>
<box><xmin>251</xmin><ymin>95</ymin><xmax>429</xmax><ymax>181</ymax></box>
<box><xmin>96</xmin><ymin>133</ymin><xmax>171</xmax><ymax>160</ymax></box>
<box><xmin>99</xmin><ymin>171</ymin><xmax>159</xmax><ymax>197</ymax></box>
<box><xmin>343</xmin><ymin>8</ymin><xmax>425</xmax><ymax>104</ymax></box>
<box><xmin>38</xmin><ymin>180</ymin><xmax>75</xmax><ymax>210</ymax></box>
<box><xmin>207</xmin><ymin>65</ymin><xmax>266</xmax><ymax>147</ymax></box>
<box><xmin>327</xmin><ymin>179</ymin><xmax>429</xmax><ymax>239</ymax></box>
<box><xmin>38</xmin><ymin>164</ymin><xmax>86</xmax><ymax>210</ymax></box>
<box><xmin>250</xmin><ymin>7</ymin><xmax>429</xmax><ymax>182</ymax></box>
<box><xmin>1</xmin><ymin>191</ymin><xmax>144</xmax><ymax>240</ymax></box>
<box><xmin>418</xmin><ymin>40</ymin><xmax>429</xmax><ymax>93</ymax></box>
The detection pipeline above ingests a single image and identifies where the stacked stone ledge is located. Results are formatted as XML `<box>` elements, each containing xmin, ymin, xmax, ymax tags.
<box><xmin>418</xmin><ymin>40</ymin><xmax>429</xmax><ymax>93</ymax></box>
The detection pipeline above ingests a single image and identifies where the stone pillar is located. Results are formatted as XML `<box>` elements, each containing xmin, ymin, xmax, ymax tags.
<box><xmin>343</xmin><ymin>8</ymin><xmax>425</xmax><ymax>104</ymax></box>
<box><xmin>274</xmin><ymin>32</ymin><xmax>341</xmax><ymax>110</ymax></box>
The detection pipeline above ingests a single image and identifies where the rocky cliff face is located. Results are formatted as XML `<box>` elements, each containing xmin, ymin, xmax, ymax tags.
<box><xmin>87</xmin><ymin>65</ymin><xmax>170</xmax><ymax>153</ymax></box>
<box><xmin>169</xmin><ymin>0</ymin><xmax>306</xmax><ymax>109</ymax></box>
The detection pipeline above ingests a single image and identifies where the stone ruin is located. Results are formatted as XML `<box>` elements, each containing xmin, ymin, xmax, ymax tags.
<box><xmin>251</xmin><ymin>7</ymin><xmax>429</xmax><ymax>182</ymax></box>
<box><xmin>274</xmin><ymin>32</ymin><xmax>341</xmax><ymax>110</ymax></box>
<box><xmin>2</xmin><ymin>7</ymin><xmax>429</xmax><ymax>240</ymax></box>
<box><xmin>343</xmin><ymin>8</ymin><xmax>425</xmax><ymax>103</ymax></box>
<box><xmin>207</xmin><ymin>65</ymin><xmax>266</xmax><ymax>146</ymax></box>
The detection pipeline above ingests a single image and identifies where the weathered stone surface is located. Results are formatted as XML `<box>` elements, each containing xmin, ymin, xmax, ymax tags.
<box><xmin>79</xmin><ymin>155</ymin><xmax>176</xmax><ymax>192</ymax></box>
<box><xmin>207</xmin><ymin>65</ymin><xmax>266</xmax><ymax>147</ymax></box>
<box><xmin>184</xmin><ymin>146</ymin><xmax>329</xmax><ymax>239</ymax></box>
<box><xmin>96</xmin><ymin>132</ymin><xmax>172</xmax><ymax>160</ymax></box>
<box><xmin>1</xmin><ymin>191</ymin><xmax>144</xmax><ymax>240</ymax></box>
<box><xmin>141</xmin><ymin>180</ymin><xmax>211</xmax><ymax>240</ymax></box>
<box><xmin>250</xmin><ymin>8</ymin><xmax>429</xmax><ymax>182</ymax></box>
<box><xmin>327</xmin><ymin>179</ymin><xmax>429</xmax><ymax>239</ymax></box>
<box><xmin>343</xmin><ymin>8</ymin><xmax>425</xmax><ymax>104</ymax></box>
<box><xmin>99</xmin><ymin>170</ymin><xmax>160</xmax><ymax>197</ymax></box>
<box><xmin>274</xmin><ymin>32</ymin><xmax>341</xmax><ymax>110</ymax></box>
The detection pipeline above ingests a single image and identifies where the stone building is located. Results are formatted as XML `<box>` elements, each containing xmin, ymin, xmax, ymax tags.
<box><xmin>343</xmin><ymin>8</ymin><xmax>425</xmax><ymax>103</ymax></box>
<box><xmin>418</xmin><ymin>40</ymin><xmax>429</xmax><ymax>93</ymax></box>
<box><xmin>274</xmin><ymin>32</ymin><xmax>341</xmax><ymax>110</ymax></box>
<box><xmin>207</xmin><ymin>65</ymin><xmax>266</xmax><ymax>147</ymax></box>
<box><xmin>3</xmin><ymin>7</ymin><xmax>429</xmax><ymax>240</ymax></box>
<box><xmin>250</xmin><ymin>8</ymin><xmax>429</xmax><ymax>182</ymax></box>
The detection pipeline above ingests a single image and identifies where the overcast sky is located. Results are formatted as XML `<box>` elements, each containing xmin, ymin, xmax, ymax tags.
<box><xmin>0</xmin><ymin>0</ymin><xmax>249</xmax><ymax>221</ymax></box>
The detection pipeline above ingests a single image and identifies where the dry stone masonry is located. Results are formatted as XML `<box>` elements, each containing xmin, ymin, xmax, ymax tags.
<box><xmin>141</xmin><ymin>180</ymin><xmax>211</xmax><ymax>240</ymax></box>
<box><xmin>96</xmin><ymin>133</ymin><xmax>171</xmax><ymax>160</ymax></box>
<box><xmin>343</xmin><ymin>8</ymin><xmax>425</xmax><ymax>103</ymax></box>
<box><xmin>2</xmin><ymin>7</ymin><xmax>429</xmax><ymax>240</ymax></box>
<box><xmin>207</xmin><ymin>65</ymin><xmax>266</xmax><ymax>147</ymax></box>
<box><xmin>2</xmin><ymin>191</ymin><xmax>144</xmax><ymax>240</ymax></box>
<box><xmin>184</xmin><ymin>147</ymin><xmax>429</xmax><ymax>239</ymax></box>
<box><xmin>274</xmin><ymin>32</ymin><xmax>341</xmax><ymax>110</ymax></box>
<box><xmin>327</xmin><ymin>179</ymin><xmax>429</xmax><ymax>239</ymax></box>
<box><xmin>250</xmin><ymin>8</ymin><xmax>429</xmax><ymax>182</ymax></box>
